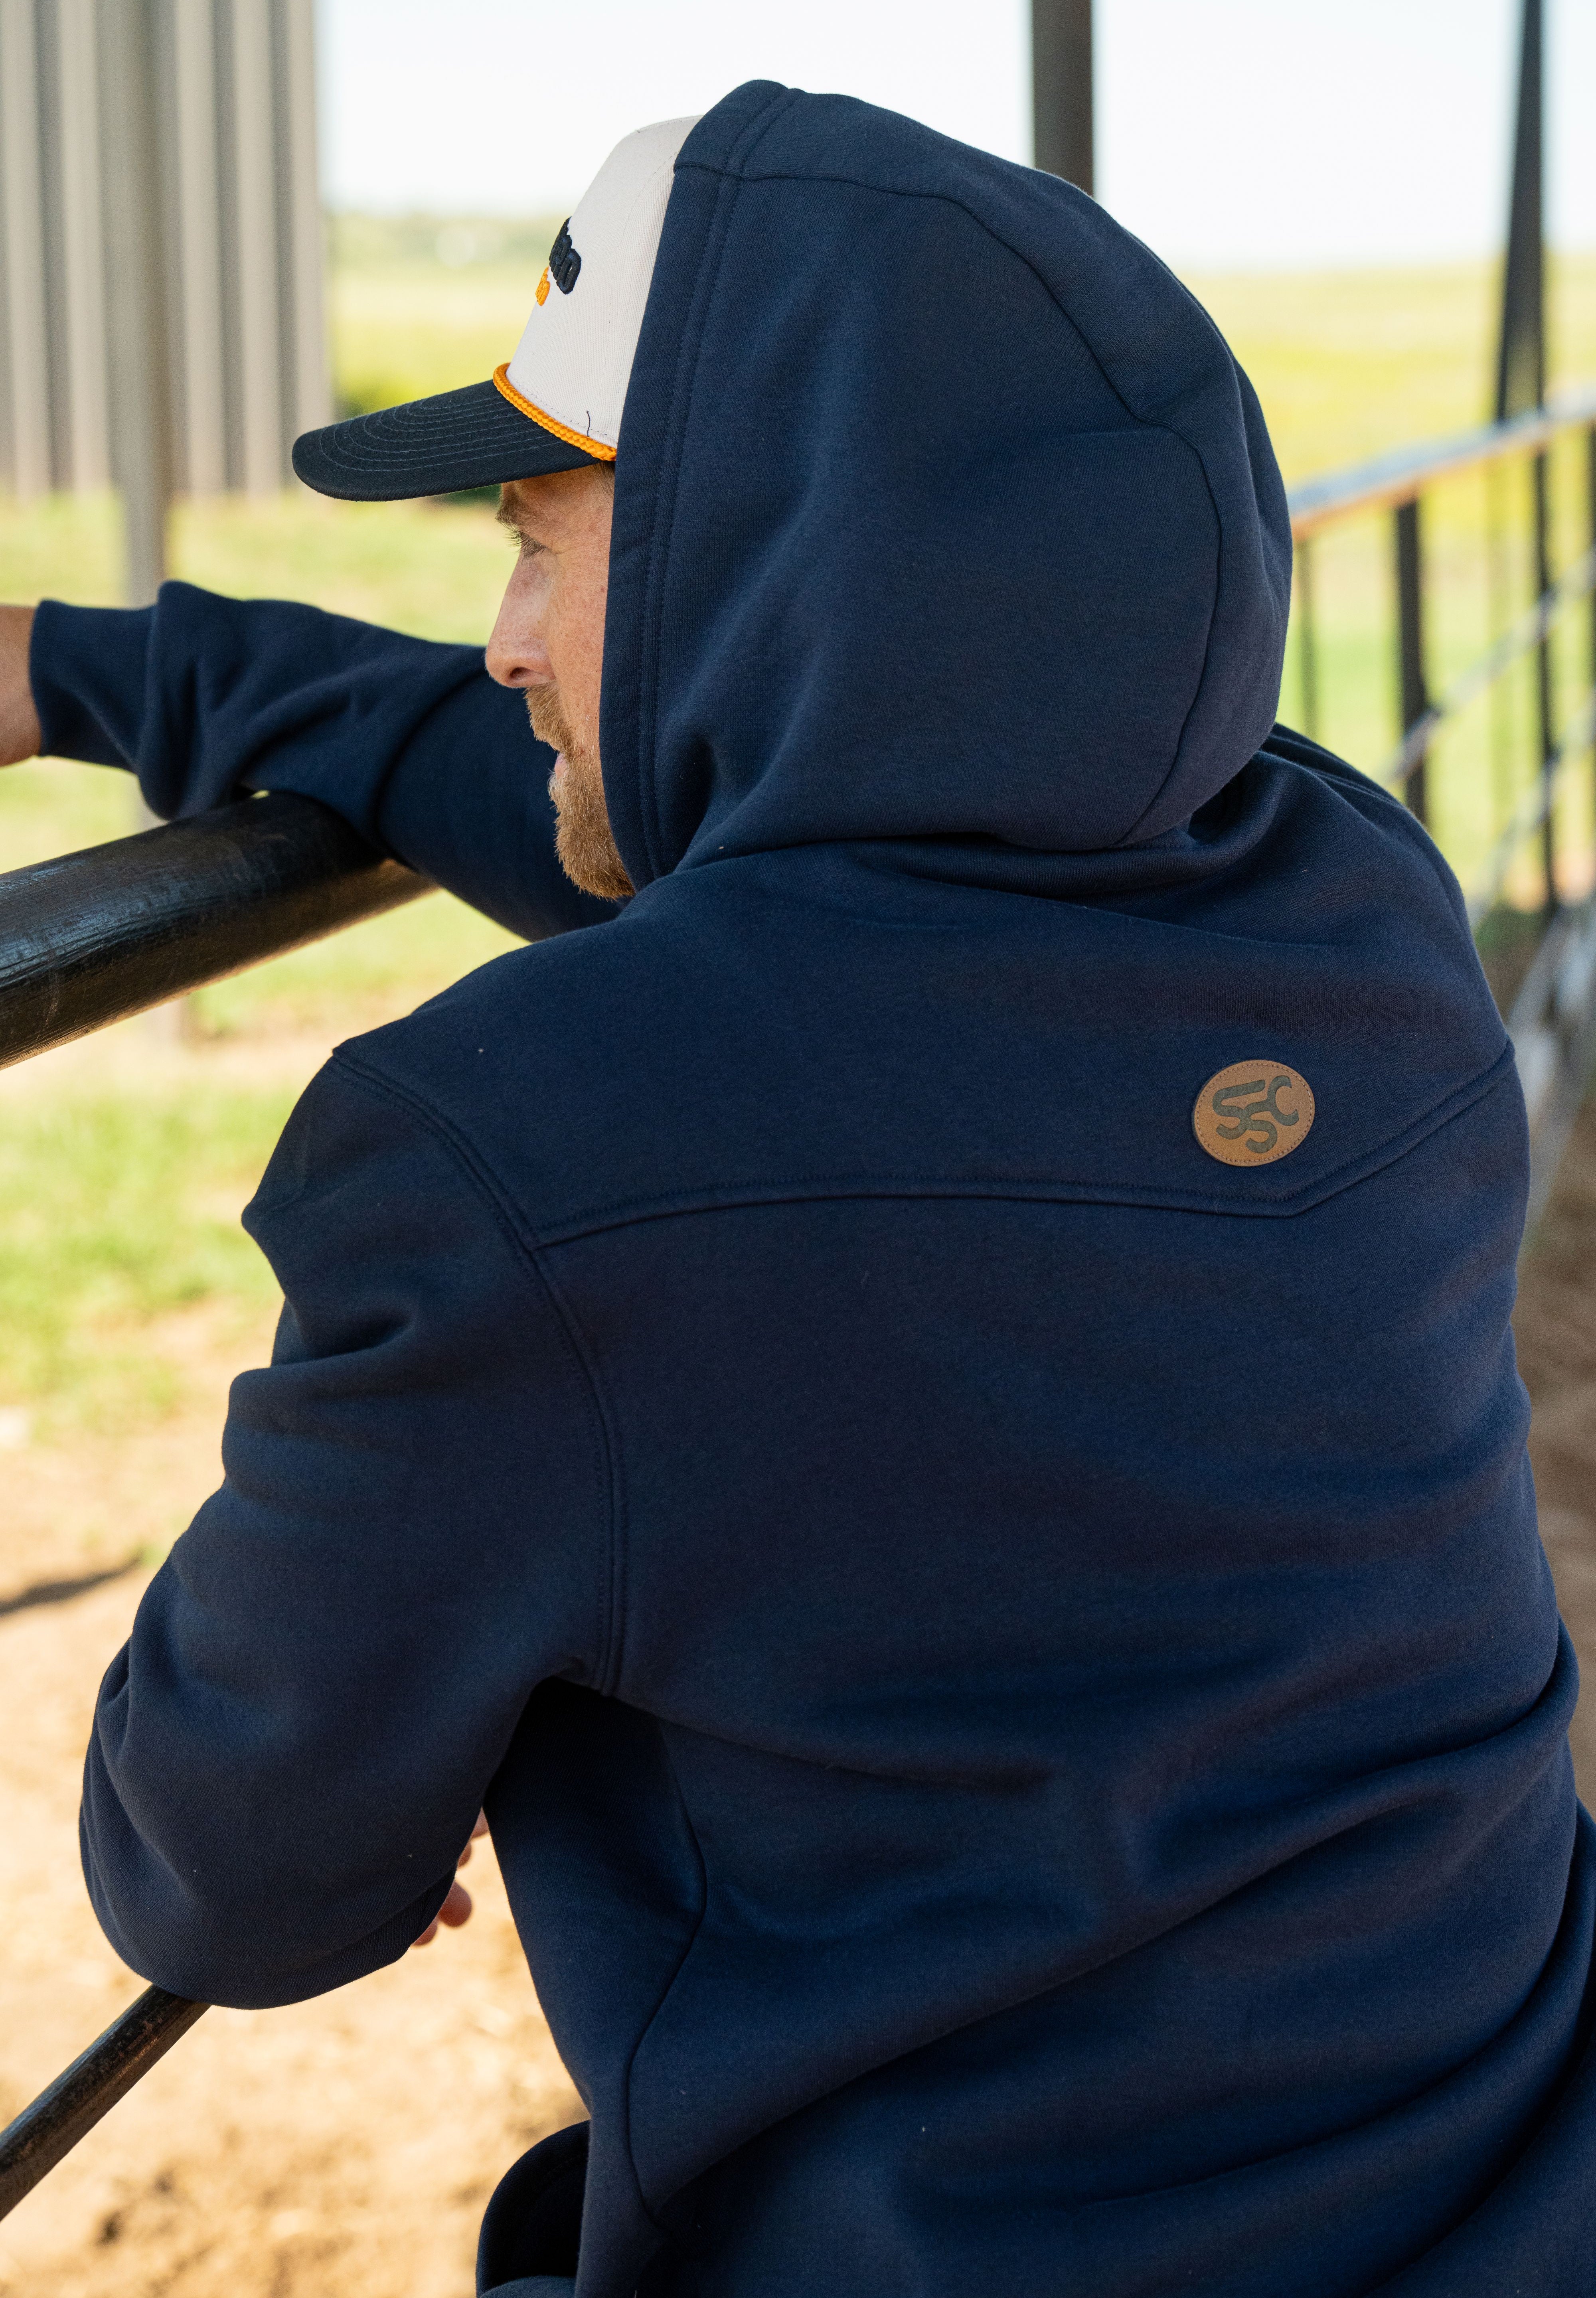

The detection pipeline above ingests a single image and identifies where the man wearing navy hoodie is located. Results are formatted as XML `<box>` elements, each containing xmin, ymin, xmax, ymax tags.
<box><xmin>1</xmin><ymin>83</ymin><xmax>1592</xmax><ymax>2298</ymax></box>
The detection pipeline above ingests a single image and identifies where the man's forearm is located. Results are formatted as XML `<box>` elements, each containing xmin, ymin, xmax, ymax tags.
<box><xmin>25</xmin><ymin>582</ymin><xmax>617</xmax><ymax>942</ymax></box>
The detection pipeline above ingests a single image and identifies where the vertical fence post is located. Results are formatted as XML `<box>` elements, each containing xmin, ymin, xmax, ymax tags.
<box><xmin>1395</xmin><ymin>498</ymin><xmax>1429</xmax><ymax>825</ymax></box>
<box><xmin>1532</xmin><ymin>447</ymin><xmax>1556</xmax><ymax>913</ymax></box>
<box><xmin>1495</xmin><ymin>0</ymin><xmax>1545</xmax><ymax>427</ymax></box>
<box><xmin>1295</xmin><ymin>535</ymin><xmax>1319</xmax><ymax>742</ymax></box>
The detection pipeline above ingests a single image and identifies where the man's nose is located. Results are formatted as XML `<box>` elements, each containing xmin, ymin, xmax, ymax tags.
<box><xmin>485</xmin><ymin>573</ymin><xmax>552</xmax><ymax>689</ymax></box>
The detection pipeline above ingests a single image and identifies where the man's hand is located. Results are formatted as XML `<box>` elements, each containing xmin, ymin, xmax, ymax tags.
<box><xmin>411</xmin><ymin>1810</ymin><xmax>489</xmax><ymax>1948</ymax></box>
<box><xmin>0</xmin><ymin>606</ymin><xmax>41</xmax><ymax>767</ymax></box>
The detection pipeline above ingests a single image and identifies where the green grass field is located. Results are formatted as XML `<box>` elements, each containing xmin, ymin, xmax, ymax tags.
<box><xmin>2</xmin><ymin>230</ymin><xmax>1595</xmax><ymax>1436</ymax></box>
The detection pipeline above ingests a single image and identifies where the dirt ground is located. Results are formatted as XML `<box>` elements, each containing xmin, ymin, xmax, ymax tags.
<box><xmin>2</xmin><ymin>1080</ymin><xmax>1595</xmax><ymax>2298</ymax></box>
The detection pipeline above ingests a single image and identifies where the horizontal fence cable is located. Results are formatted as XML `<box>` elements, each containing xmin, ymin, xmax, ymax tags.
<box><xmin>0</xmin><ymin>791</ymin><xmax>430</xmax><ymax>1071</ymax></box>
<box><xmin>1466</xmin><ymin>696</ymin><xmax>1596</xmax><ymax>931</ymax></box>
<box><xmin>0</xmin><ymin>1988</ymin><xmax>207</xmax><ymax>2222</ymax></box>
<box><xmin>1379</xmin><ymin>544</ymin><xmax>1596</xmax><ymax>794</ymax></box>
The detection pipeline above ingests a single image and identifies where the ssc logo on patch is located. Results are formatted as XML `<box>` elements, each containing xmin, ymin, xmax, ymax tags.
<box><xmin>1193</xmin><ymin>1060</ymin><xmax>1316</xmax><ymax>1166</ymax></box>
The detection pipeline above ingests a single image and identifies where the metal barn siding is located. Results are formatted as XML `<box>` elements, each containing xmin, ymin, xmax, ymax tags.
<box><xmin>0</xmin><ymin>0</ymin><xmax>328</xmax><ymax>524</ymax></box>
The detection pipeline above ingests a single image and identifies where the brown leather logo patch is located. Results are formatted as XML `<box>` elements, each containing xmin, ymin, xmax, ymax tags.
<box><xmin>1193</xmin><ymin>1061</ymin><xmax>1315</xmax><ymax>1166</ymax></box>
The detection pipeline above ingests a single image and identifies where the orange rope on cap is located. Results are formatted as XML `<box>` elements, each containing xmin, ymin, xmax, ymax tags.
<box><xmin>492</xmin><ymin>364</ymin><xmax>617</xmax><ymax>461</ymax></box>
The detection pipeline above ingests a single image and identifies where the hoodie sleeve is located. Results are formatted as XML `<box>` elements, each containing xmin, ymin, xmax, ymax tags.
<box><xmin>28</xmin><ymin>582</ymin><xmax>618</xmax><ymax>942</ymax></box>
<box><xmin>80</xmin><ymin>1052</ymin><xmax>608</xmax><ymax>2008</ymax></box>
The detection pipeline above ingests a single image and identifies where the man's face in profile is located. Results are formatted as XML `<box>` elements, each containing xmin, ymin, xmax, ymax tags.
<box><xmin>488</xmin><ymin>467</ymin><xmax>633</xmax><ymax>902</ymax></box>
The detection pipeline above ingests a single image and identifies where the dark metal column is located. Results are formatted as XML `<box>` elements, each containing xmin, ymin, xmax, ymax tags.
<box><xmin>1495</xmin><ymin>0</ymin><xmax>1555</xmax><ymax>910</ymax></box>
<box><xmin>1395</xmin><ymin>500</ymin><xmax>1430</xmax><ymax>825</ymax></box>
<box><xmin>1495</xmin><ymin>0</ymin><xmax>1545</xmax><ymax>426</ymax></box>
<box><xmin>1033</xmin><ymin>0</ymin><xmax>1093</xmax><ymax>193</ymax></box>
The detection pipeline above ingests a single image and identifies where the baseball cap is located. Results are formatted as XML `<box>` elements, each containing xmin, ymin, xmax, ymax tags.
<box><xmin>292</xmin><ymin>114</ymin><xmax>701</xmax><ymax>501</ymax></box>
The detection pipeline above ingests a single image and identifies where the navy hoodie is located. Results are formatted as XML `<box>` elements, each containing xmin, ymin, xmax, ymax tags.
<box><xmin>45</xmin><ymin>82</ymin><xmax>1596</xmax><ymax>2297</ymax></box>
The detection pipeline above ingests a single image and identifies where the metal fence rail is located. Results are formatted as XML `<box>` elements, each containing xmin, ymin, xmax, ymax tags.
<box><xmin>0</xmin><ymin>787</ymin><xmax>429</xmax><ymax>1070</ymax></box>
<box><xmin>0</xmin><ymin>1988</ymin><xmax>205</xmax><ymax>2221</ymax></box>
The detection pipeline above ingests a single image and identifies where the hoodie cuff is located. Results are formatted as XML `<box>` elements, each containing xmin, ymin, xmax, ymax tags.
<box><xmin>30</xmin><ymin>599</ymin><xmax>155</xmax><ymax>778</ymax></box>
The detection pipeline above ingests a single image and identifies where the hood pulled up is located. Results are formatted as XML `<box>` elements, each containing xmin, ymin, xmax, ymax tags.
<box><xmin>600</xmin><ymin>80</ymin><xmax>1292</xmax><ymax>890</ymax></box>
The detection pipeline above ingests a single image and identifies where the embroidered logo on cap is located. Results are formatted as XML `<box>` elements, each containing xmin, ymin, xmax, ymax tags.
<box><xmin>1193</xmin><ymin>1061</ymin><xmax>1316</xmax><ymax>1165</ymax></box>
<box><xmin>534</xmin><ymin>218</ymin><xmax>582</xmax><ymax>307</ymax></box>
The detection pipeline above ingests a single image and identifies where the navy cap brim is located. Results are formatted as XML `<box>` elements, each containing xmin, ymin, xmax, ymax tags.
<box><xmin>292</xmin><ymin>377</ymin><xmax>597</xmax><ymax>501</ymax></box>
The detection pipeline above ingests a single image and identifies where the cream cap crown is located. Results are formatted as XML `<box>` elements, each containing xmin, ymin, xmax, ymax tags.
<box><xmin>494</xmin><ymin>115</ymin><xmax>701</xmax><ymax>459</ymax></box>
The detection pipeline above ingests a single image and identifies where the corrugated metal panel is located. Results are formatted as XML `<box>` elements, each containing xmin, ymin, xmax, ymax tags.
<box><xmin>0</xmin><ymin>0</ymin><xmax>54</xmax><ymax>495</ymax></box>
<box><xmin>0</xmin><ymin>0</ymin><xmax>329</xmax><ymax>512</ymax></box>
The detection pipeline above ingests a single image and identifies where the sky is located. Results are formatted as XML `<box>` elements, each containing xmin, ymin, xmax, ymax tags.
<box><xmin>318</xmin><ymin>0</ymin><xmax>1596</xmax><ymax>270</ymax></box>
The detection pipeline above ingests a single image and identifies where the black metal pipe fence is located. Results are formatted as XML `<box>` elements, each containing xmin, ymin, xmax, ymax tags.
<box><xmin>0</xmin><ymin>1989</ymin><xmax>205</xmax><ymax>2220</ymax></box>
<box><xmin>5</xmin><ymin>391</ymin><xmax>1596</xmax><ymax>2215</ymax></box>
<box><xmin>0</xmin><ymin>789</ymin><xmax>429</xmax><ymax>1071</ymax></box>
